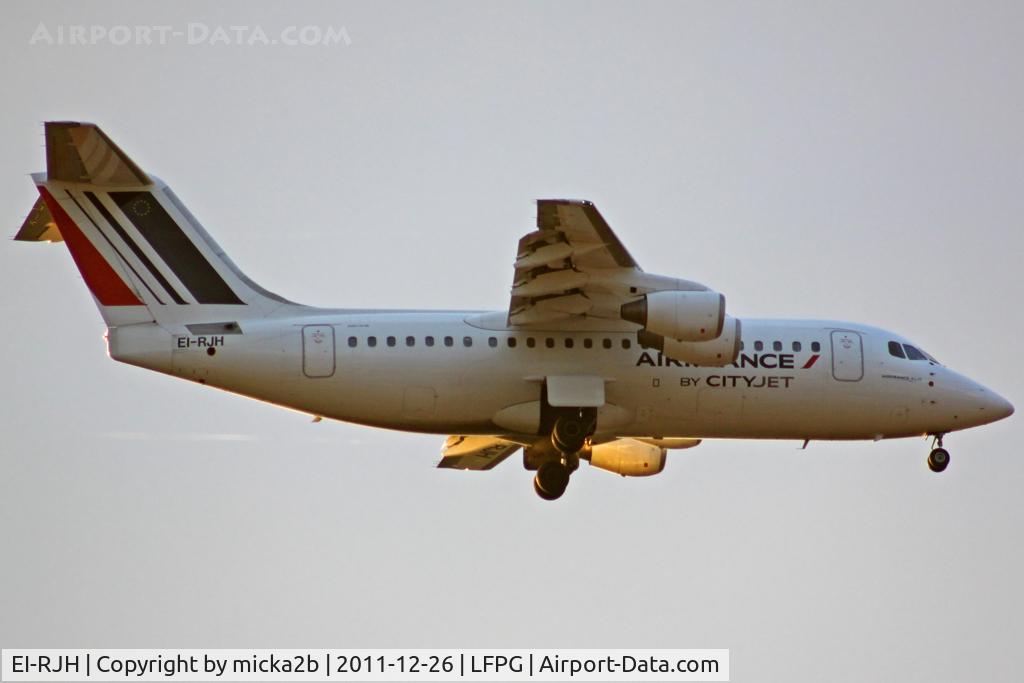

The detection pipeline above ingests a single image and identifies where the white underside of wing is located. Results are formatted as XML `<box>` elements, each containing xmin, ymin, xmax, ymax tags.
<box><xmin>436</xmin><ymin>435</ymin><xmax>522</xmax><ymax>470</ymax></box>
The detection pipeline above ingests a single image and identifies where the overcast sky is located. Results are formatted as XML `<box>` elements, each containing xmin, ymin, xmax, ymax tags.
<box><xmin>1</xmin><ymin>2</ymin><xmax>1021</xmax><ymax>681</ymax></box>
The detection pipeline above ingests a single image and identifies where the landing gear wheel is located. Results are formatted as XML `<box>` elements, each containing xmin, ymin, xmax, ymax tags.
<box><xmin>534</xmin><ymin>461</ymin><xmax>571</xmax><ymax>500</ymax></box>
<box><xmin>533</xmin><ymin>478</ymin><xmax>561</xmax><ymax>500</ymax></box>
<box><xmin>928</xmin><ymin>447</ymin><xmax>950</xmax><ymax>473</ymax></box>
<box><xmin>551</xmin><ymin>415</ymin><xmax>587</xmax><ymax>454</ymax></box>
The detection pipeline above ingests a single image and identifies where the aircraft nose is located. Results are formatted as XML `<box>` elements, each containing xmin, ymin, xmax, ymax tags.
<box><xmin>988</xmin><ymin>393</ymin><xmax>1014</xmax><ymax>421</ymax></box>
<box><xmin>972</xmin><ymin>385</ymin><xmax>1014</xmax><ymax>424</ymax></box>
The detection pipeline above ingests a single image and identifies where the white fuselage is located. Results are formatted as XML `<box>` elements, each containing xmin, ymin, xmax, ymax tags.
<box><xmin>107</xmin><ymin>310</ymin><xmax>1010</xmax><ymax>442</ymax></box>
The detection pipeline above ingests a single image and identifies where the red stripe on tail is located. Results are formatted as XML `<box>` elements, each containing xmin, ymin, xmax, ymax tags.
<box><xmin>38</xmin><ymin>187</ymin><xmax>143</xmax><ymax>306</ymax></box>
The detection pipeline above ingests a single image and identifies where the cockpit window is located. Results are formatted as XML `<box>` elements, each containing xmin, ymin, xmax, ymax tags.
<box><xmin>903</xmin><ymin>344</ymin><xmax>928</xmax><ymax>361</ymax></box>
<box><xmin>888</xmin><ymin>341</ymin><xmax>906</xmax><ymax>359</ymax></box>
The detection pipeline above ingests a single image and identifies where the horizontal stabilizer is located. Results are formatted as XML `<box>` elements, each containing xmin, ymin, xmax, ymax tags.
<box><xmin>14</xmin><ymin>196</ymin><xmax>61</xmax><ymax>242</ymax></box>
<box><xmin>45</xmin><ymin>121</ymin><xmax>151</xmax><ymax>187</ymax></box>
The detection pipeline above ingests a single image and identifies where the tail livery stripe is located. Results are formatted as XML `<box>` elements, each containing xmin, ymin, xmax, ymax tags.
<box><xmin>109</xmin><ymin>191</ymin><xmax>244</xmax><ymax>305</ymax></box>
<box><xmin>37</xmin><ymin>187</ymin><xmax>143</xmax><ymax>307</ymax></box>
<box><xmin>84</xmin><ymin>191</ymin><xmax>187</xmax><ymax>305</ymax></box>
<box><xmin>64</xmin><ymin>191</ymin><xmax>165</xmax><ymax>305</ymax></box>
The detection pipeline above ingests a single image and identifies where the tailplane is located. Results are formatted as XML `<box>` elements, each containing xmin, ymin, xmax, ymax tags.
<box><xmin>15</xmin><ymin>121</ymin><xmax>294</xmax><ymax>328</ymax></box>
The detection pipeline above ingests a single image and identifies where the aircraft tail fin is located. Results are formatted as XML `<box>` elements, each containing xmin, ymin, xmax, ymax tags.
<box><xmin>16</xmin><ymin>121</ymin><xmax>295</xmax><ymax>328</ymax></box>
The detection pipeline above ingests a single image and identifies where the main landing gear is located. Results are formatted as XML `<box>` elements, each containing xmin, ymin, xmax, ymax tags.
<box><xmin>927</xmin><ymin>434</ymin><xmax>950</xmax><ymax>473</ymax></box>
<box><xmin>551</xmin><ymin>412</ymin><xmax>589</xmax><ymax>454</ymax></box>
<box><xmin>532</xmin><ymin>410</ymin><xmax>594</xmax><ymax>500</ymax></box>
<box><xmin>534</xmin><ymin>460</ymin><xmax>572</xmax><ymax>500</ymax></box>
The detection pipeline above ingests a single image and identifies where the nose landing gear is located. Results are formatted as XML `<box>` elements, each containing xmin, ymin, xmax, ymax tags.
<box><xmin>927</xmin><ymin>434</ymin><xmax>950</xmax><ymax>473</ymax></box>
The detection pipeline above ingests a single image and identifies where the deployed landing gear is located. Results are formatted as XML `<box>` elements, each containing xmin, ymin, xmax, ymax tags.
<box><xmin>531</xmin><ymin>404</ymin><xmax>595</xmax><ymax>500</ymax></box>
<box><xmin>927</xmin><ymin>434</ymin><xmax>950</xmax><ymax>473</ymax></box>
<box><xmin>928</xmin><ymin>447</ymin><xmax>950</xmax><ymax>473</ymax></box>
<box><xmin>534</xmin><ymin>461</ymin><xmax>572</xmax><ymax>500</ymax></box>
<box><xmin>551</xmin><ymin>413</ymin><xmax>588</xmax><ymax>454</ymax></box>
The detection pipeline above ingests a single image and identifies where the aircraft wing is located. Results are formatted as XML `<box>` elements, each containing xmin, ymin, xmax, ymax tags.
<box><xmin>509</xmin><ymin>199</ymin><xmax>714</xmax><ymax>328</ymax></box>
<box><xmin>436</xmin><ymin>435</ymin><xmax>522</xmax><ymax>470</ymax></box>
<box><xmin>508</xmin><ymin>200</ymin><xmax>640</xmax><ymax>326</ymax></box>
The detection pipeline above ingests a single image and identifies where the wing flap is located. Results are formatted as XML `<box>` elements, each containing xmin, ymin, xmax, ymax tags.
<box><xmin>508</xmin><ymin>199</ymin><xmax>643</xmax><ymax>326</ymax></box>
<box><xmin>535</xmin><ymin>200</ymin><xmax>637</xmax><ymax>269</ymax></box>
<box><xmin>506</xmin><ymin>199</ymin><xmax>717</xmax><ymax>328</ymax></box>
<box><xmin>511</xmin><ymin>269</ymin><xmax>590</xmax><ymax>298</ymax></box>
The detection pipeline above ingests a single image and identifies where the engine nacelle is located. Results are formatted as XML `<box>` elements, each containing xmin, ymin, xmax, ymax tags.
<box><xmin>638</xmin><ymin>316</ymin><xmax>742</xmax><ymax>367</ymax></box>
<box><xmin>586</xmin><ymin>438</ymin><xmax>667</xmax><ymax>477</ymax></box>
<box><xmin>621</xmin><ymin>290</ymin><xmax>725</xmax><ymax>342</ymax></box>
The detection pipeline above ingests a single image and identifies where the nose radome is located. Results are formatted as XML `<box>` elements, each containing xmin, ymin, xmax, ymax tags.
<box><xmin>975</xmin><ymin>385</ymin><xmax>1014</xmax><ymax>423</ymax></box>
<box><xmin>990</xmin><ymin>393</ymin><xmax>1014</xmax><ymax>421</ymax></box>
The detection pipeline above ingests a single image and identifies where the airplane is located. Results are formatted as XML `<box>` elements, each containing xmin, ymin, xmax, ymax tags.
<box><xmin>15</xmin><ymin>121</ymin><xmax>1014</xmax><ymax>500</ymax></box>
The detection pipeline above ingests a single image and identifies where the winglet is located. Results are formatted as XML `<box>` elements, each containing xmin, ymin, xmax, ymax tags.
<box><xmin>45</xmin><ymin>121</ymin><xmax>151</xmax><ymax>186</ymax></box>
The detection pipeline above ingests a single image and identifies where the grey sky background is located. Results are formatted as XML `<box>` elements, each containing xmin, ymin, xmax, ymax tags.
<box><xmin>1</xmin><ymin>1</ymin><xmax>1021</xmax><ymax>681</ymax></box>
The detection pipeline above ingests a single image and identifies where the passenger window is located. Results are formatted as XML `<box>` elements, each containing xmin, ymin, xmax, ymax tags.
<box><xmin>740</xmin><ymin>341</ymin><xmax>745</xmax><ymax>350</ymax></box>
<box><xmin>903</xmin><ymin>344</ymin><xmax>927</xmax><ymax>361</ymax></box>
<box><xmin>622</xmin><ymin>339</ymin><xmax>631</xmax><ymax>349</ymax></box>
<box><xmin>367</xmin><ymin>336</ymin><xmax>377</xmax><ymax>347</ymax></box>
<box><xmin>488</xmin><ymin>337</ymin><xmax>497</xmax><ymax>348</ymax></box>
<box><xmin>386</xmin><ymin>336</ymin><xmax>396</xmax><ymax>347</ymax></box>
<box><xmin>406</xmin><ymin>336</ymin><xmax>415</xmax><ymax>347</ymax></box>
<box><xmin>444</xmin><ymin>336</ymin><xmax>454</xmax><ymax>347</ymax></box>
<box><xmin>754</xmin><ymin>341</ymin><xmax>764</xmax><ymax>351</ymax></box>
<box><xmin>348</xmin><ymin>336</ymin><xmax>357</xmax><ymax>348</ymax></box>
<box><xmin>792</xmin><ymin>341</ymin><xmax>801</xmax><ymax>352</ymax></box>
<box><xmin>773</xmin><ymin>341</ymin><xmax>782</xmax><ymax>352</ymax></box>
<box><xmin>565</xmin><ymin>338</ymin><xmax>574</xmax><ymax>349</ymax></box>
<box><xmin>811</xmin><ymin>341</ymin><xmax>821</xmax><ymax>352</ymax></box>
<box><xmin>507</xmin><ymin>337</ymin><xmax>517</xmax><ymax>348</ymax></box>
<box><xmin>888</xmin><ymin>341</ymin><xmax>906</xmax><ymax>359</ymax></box>
<box><xmin>526</xmin><ymin>337</ymin><xmax>536</xmax><ymax>348</ymax></box>
<box><xmin>545</xmin><ymin>338</ymin><xmax>555</xmax><ymax>348</ymax></box>
<box><xmin>463</xmin><ymin>336</ymin><xmax>473</xmax><ymax>347</ymax></box>
<box><xmin>583</xmin><ymin>338</ymin><xmax>593</xmax><ymax>349</ymax></box>
<box><xmin>425</xmin><ymin>336</ymin><xmax>435</xmax><ymax>347</ymax></box>
<box><xmin>603</xmin><ymin>339</ymin><xmax>612</xmax><ymax>349</ymax></box>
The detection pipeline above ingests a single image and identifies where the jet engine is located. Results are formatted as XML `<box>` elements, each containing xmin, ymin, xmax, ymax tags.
<box><xmin>585</xmin><ymin>438</ymin><xmax>667</xmax><ymax>477</ymax></box>
<box><xmin>638</xmin><ymin>316</ymin><xmax>742</xmax><ymax>367</ymax></box>
<box><xmin>620</xmin><ymin>290</ymin><xmax>725</xmax><ymax>342</ymax></box>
